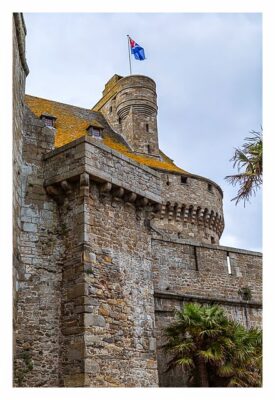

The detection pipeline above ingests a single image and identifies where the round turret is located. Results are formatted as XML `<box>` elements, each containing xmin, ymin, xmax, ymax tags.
<box><xmin>96</xmin><ymin>75</ymin><xmax>160</xmax><ymax>157</ymax></box>
<box><xmin>152</xmin><ymin>171</ymin><xmax>224</xmax><ymax>245</ymax></box>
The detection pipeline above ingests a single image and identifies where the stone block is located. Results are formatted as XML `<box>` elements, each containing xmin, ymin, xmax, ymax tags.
<box><xmin>64</xmin><ymin>373</ymin><xmax>85</xmax><ymax>387</ymax></box>
<box><xmin>85</xmin><ymin>314</ymin><xmax>106</xmax><ymax>327</ymax></box>
<box><xmin>149</xmin><ymin>337</ymin><xmax>157</xmax><ymax>351</ymax></box>
<box><xmin>23</xmin><ymin>222</ymin><xmax>37</xmax><ymax>233</ymax></box>
<box><xmin>85</xmin><ymin>359</ymin><xmax>100</xmax><ymax>374</ymax></box>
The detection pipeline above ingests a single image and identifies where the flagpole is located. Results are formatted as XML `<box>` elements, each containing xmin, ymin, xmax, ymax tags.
<box><xmin>127</xmin><ymin>35</ymin><xmax>132</xmax><ymax>75</ymax></box>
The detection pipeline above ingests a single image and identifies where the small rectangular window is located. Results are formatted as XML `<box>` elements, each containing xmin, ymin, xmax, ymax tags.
<box><xmin>43</xmin><ymin>117</ymin><xmax>54</xmax><ymax>127</ymax></box>
<box><xmin>211</xmin><ymin>236</ymin><xmax>215</xmax><ymax>244</ymax></box>
<box><xmin>40</xmin><ymin>114</ymin><xmax>56</xmax><ymax>128</ymax></box>
<box><xmin>146</xmin><ymin>123</ymin><xmax>149</xmax><ymax>132</ymax></box>
<box><xmin>87</xmin><ymin>126</ymin><xmax>102</xmax><ymax>138</ymax></box>
<box><xmin>147</xmin><ymin>144</ymin><xmax>151</xmax><ymax>153</ymax></box>
<box><xmin>208</xmin><ymin>183</ymin><xmax>213</xmax><ymax>192</ymax></box>
<box><xmin>109</xmin><ymin>106</ymin><xmax>112</xmax><ymax>113</ymax></box>
<box><xmin>181</xmin><ymin>176</ymin><xmax>188</xmax><ymax>184</ymax></box>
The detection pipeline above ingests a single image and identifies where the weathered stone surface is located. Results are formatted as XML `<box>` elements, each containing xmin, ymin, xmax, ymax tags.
<box><xmin>85</xmin><ymin>314</ymin><xmax>106</xmax><ymax>327</ymax></box>
<box><xmin>13</xmin><ymin>16</ymin><xmax>262</xmax><ymax>389</ymax></box>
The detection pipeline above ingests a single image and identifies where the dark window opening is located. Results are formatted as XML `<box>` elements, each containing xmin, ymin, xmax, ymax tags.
<box><xmin>87</xmin><ymin>125</ymin><xmax>102</xmax><ymax>139</ymax></box>
<box><xmin>146</xmin><ymin>123</ymin><xmax>149</xmax><ymax>132</ymax></box>
<box><xmin>118</xmin><ymin>117</ymin><xmax>122</xmax><ymax>124</ymax></box>
<box><xmin>40</xmin><ymin>114</ymin><xmax>56</xmax><ymax>128</ymax></box>
<box><xmin>181</xmin><ymin>176</ymin><xmax>188</xmax><ymax>184</ymax></box>
<box><xmin>208</xmin><ymin>183</ymin><xmax>213</xmax><ymax>192</ymax></box>
<box><xmin>211</xmin><ymin>236</ymin><xmax>215</xmax><ymax>244</ymax></box>
<box><xmin>44</xmin><ymin>117</ymin><xmax>54</xmax><ymax>127</ymax></box>
<box><xmin>147</xmin><ymin>145</ymin><xmax>151</xmax><ymax>153</ymax></box>
<box><xmin>109</xmin><ymin>106</ymin><xmax>112</xmax><ymax>113</ymax></box>
<box><xmin>91</xmin><ymin>127</ymin><xmax>101</xmax><ymax>137</ymax></box>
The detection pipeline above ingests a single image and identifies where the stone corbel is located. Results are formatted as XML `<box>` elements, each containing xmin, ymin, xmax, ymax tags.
<box><xmin>206</xmin><ymin>211</ymin><xmax>213</xmax><ymax>227</ymax></box>
<box><xmin>124</xmin><ymin>192</ymin><xmax>137</xmax><ymax>204</ymax></box>
<box><xmin>100</xmin><ymin>182</ymin><xmax>112</xmax><ymax>193</ymax></box>
<box><xmin>61</xmin><ymin>180</ymin><xmax>72</xmax><ymax>194</ymax></box>
<box><xmin>136</xmin><ymin>197</ymin><xmax>149</xmax><ymax>207</ymax></box>
<box><xmin>210</xmin><ymin>212</ymin><xmax>218</xmax><ymax>229</ymax></box>
<box><xmin>168</xmin><ymin>203</ymin><xmax>175</xmax><ymax>221</ymax></box>
<box><xmin>191</xmin><ymin>207</ymin><xmax>197</xmax><ymax>224</ymax></box>
<box><xmin>45</xmin><ymin>184</ymin><xmax>64</xmax><ymax>205</ymax></box>
<box><xmin>160</xmin><ymin>204</ymin><xmax>167</xmax><ymax>219</ymax></box>
<box><xmin>175</xmin><ymin>204</ymin><xmax>182</xmax><ymax>222</ymax></box>
<box><xmin>45</xmin><ymin>185</ymin><xmax>60</xmax><ymax>196</ymax></box>
<box><xmin>198</xmin><ymin>208</ymin><xmax>205</xmax><ymax>226</ymax></box>
<box><xmin>183</xmin><ymin>207</ymin><xmax>189</xmax><ymax>223</ymax></box>
<box><xmin>112</xmin><ymin>187</ymin><xmax>124</xmax><ymax>200</ymax></box>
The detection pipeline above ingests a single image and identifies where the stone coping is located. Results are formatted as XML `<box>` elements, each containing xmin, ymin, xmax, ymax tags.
<box><xmin>152</xmin><ymin>237</ymin><xmax>262</xmax><ymax>257</ymax></box>
<box><xmin>154</xmin><ymin>290</ymin><xmax>262</xmax><ymax>309</ymax></box>
<box><xmin>14</xmin><ymin>13</ymin><xmax>29</xmax><ymax>76</ymax></box>
<box><xmin>44</xmin><ymin>135</ymin><xmax>160</xmax><ymax>178</ymax></box>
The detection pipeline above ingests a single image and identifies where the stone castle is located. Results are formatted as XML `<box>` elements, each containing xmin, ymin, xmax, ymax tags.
<box><xmin>13</xmin><ymin>14</ymin><xmax>262</xmax><ymax>387</ymax></box>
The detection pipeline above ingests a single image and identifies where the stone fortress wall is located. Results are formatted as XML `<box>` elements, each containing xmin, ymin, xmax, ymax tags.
<box><xmin>152</xmin><ymin>236</ymin><xmax>262</xmax><ymax>386</ymax></box>
<box><xmin>13</xmin><ymin>14</ymin><xmax>262</xmax><ymax>388</ymax></box>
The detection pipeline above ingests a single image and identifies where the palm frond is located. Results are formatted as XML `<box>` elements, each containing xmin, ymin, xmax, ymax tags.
<box><xmin>225</xmin><ymin>129</ymin><xmax>262</xmax><ymax>206</ymax></box>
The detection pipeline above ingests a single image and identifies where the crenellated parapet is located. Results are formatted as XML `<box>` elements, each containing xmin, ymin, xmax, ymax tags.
<box><xmin>151</xmin><ymin>171</ymin><xmax>224</xmax><ymax>244</ymax></box>
<box><xmin>154</xmin><ymin>202</ymin><xmax>224</xmax><ymax>239</ymax></box>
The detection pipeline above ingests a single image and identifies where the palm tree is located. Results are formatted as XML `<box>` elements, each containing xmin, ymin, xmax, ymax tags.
<box><xmin>163</xmin><ymin>303</ymin><xmax>231</xmax><ymax>387</ymax></box>
<box><xmin>215</xmin><ymin>322</ymin><xmax>262</xmax><ymax>387</ymax></box>
<box><xmin>163</xmin><ymin>303</ymin><xmax>262</xmax><ymax>387</ymax></box>
<box><xmin>225</xmin><ymin>130</ymin><xmax>262</xmax><ymax>206</ymax></box>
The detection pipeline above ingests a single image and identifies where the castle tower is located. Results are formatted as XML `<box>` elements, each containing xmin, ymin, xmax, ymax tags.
<box><xmin>93</xmin><ymin>75</ymin><xmax>160</xmax><ymax>157</ymax></box>
<box><xmin>13</xmin><ymin>14</ymin><xmax>262</xmax><ymax>387</ymax></box>
<box><xmin>93</xmin><ymin>74</ymin><xmax>225</xmax><ymax>245</ymax></box>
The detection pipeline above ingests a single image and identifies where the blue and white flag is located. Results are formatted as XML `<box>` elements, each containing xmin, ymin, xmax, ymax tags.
<box><xmin>129</xmin><ymin>37</ymin><xmax>146</xmax><ymax>61</ymax></box>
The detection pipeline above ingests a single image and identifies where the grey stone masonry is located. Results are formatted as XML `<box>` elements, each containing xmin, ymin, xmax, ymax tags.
<box><xmin>152</xmin><ymin>237</ymin><xmax>262</xmax><ymax>304</ymax></box>
<box><xmin>13</xmin><ymin>14</ymin><xmax>262</xmax><ymax>387</ymax></box>
<box><xmin>43</xmin><ymin>136</ymin><xmax>162</xmax><ymax>205</ymax></box>
<box><xmin>152</xmin><ymin>236</ymin><xmax>262</xmax><ymax>387</ymax></box>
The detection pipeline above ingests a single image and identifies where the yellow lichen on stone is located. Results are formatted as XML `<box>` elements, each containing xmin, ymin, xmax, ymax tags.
<box><xmin>25</xmin><ymin>94</ymin><xmax>188</xmax><ymax>174</ymax></box>
<box><xmin>25</xmin><ymin>95</ymin><xmax>90</xmax><ymax>148</ymax></box>
<box><xmin>103</xmin><ymin>137</ymin><xmax>188</xmax><ymax>174</ymax></box>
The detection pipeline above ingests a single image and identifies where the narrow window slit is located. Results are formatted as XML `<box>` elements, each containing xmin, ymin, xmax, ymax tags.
<box><xmin>227</xmin><ymin>252</ymin><xmax>232</xmax><ymax>275</ymax></box>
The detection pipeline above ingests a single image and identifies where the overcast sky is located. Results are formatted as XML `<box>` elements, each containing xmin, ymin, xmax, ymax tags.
<box><xmin>24</xmin><ymin>12</ymin><xmax>262</xmax><ymax>252</ymax></box>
